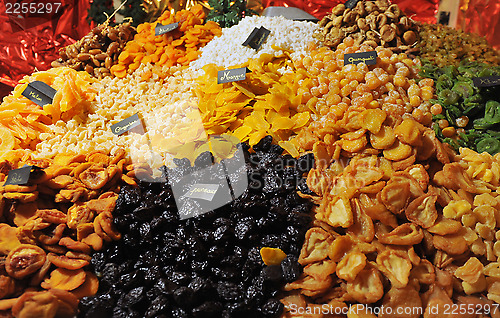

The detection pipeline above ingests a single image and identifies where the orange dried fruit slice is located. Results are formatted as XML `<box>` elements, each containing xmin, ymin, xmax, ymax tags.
<box><xmin>71</xmin><ymin>272</ymin><xmax>99</xmax><ymax>298</ymax></box>
<box><xmin>0</xmin><ymin>224</ymin><xmax>22</xmax><ymax>255</ymax></box>
<box><xmin>6</xmin><ymin>244</ymin><xmax>46</xmax><ymax>279</ymax></box>
<box><xmin>41</xmin><ymin>268</ymin><xmax>86</xmax><ymax>291</ymax></box>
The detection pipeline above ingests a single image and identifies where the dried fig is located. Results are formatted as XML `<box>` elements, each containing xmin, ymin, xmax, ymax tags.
<box><xmin>380</xmin><ymin>25</ymin><xmax>396</xmax><ymax>42</ymax></box>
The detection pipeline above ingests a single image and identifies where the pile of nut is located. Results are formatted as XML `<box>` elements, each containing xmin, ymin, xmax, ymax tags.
<box><xmin>315</xmin><ymin>0</ymin><xmax>419</xmax><ymax>50</ymax></box>
<box><xmin>51</xmin><ymin>23</ymin><xmax>136</xmax><ymax>79</ymax></box>
<box><xmin>0</xmin><ymin>149</ymin><xmax>132</xmax><ymax>317</ymax></box>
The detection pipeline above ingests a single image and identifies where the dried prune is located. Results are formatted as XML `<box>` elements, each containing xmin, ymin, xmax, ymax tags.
<box><xmin>260</xmin><ymin>298</ymin><xmax>284</xmax><ymax>317</ymax></box>
<box><xmin>280</xmin><ymin>255</ymin><xmax>302</xmax><ymax>282</ymax></box>
<box><xmin>192</xmin><ymin>301</ymin><xmax>223</xmax><ymax>318</ymax></box>
<box><xmin>253</xmin><ymin>136</ymin><xmax>273</xmax><ymax>152</ymax></box>
<box><xmin>80</xmin><ymin>136</ymin><xmax>313</xmax><ymax>318</ymax></box>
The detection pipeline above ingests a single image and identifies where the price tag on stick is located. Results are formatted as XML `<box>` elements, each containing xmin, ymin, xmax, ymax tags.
<box><xmin>242</xmin><ymin>26</ymin><xmax>271</xmax><ymax>51</ymax></box>
<box><xmin>344</xmin><ymin>0</ymin><xmax>362</xmax><ymax>9</ymax></box>
<box><xmin>111</xmin><ymin>113</ymin><xmax>143</xmax><ymax>136</ymax></box>
<box><xmin>217</xmin><ymin>67</ymin><xmax>251</xmax><ymax>84</ymax></box>
<box><xmin>155</xmin><ymin>22</ymin><xmax>179</xmax><ymax>36</ymax></box>
<box><xmin>21</xmin><ymin>81</ymin><xmax>57</xmax><ymax>108</ymax></box>
<box><xmin>344</xmin><ymin>51</ymin><xmax>378</xmax><ymax>65</ymax></box>
<box><xmin>4</xmin><ymin>166</ymin><xmax>39</xmax><ymax>186</ymax></box>
<box><xmin>473</xmin><ymin>76</ymin><xmax>500</xmax><ymax>88</ymax></box>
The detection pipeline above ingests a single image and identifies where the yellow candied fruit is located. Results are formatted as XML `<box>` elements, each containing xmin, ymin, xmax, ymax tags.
<box><xmin>260</xmin><ymin>247</ymin><xmax>287</xmax><ymax>266</ymax></box>
<box><xmin>443</xmin><ymin>200</ymin><xmax>472</xmax><ymax>219</ymax></box>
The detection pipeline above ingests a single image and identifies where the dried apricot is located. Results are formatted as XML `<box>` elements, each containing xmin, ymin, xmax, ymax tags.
<box><xmin>5</xmin><ymin>244</ymin><xmax>46</xmax><ymax>279</ymax></box>
<box><xmin>41</xmin><ymin>268</ymin><xmax>86</xmax><ymax>291</ymax></box>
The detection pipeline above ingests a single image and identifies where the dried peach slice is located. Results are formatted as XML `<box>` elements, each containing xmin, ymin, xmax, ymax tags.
<box><xmin>81</xmin><ymin>233</ymin><xmax>103</xmax><ymax>251</ymax></box>
<box><xmin>346</xmin><ymin>267</ymin><xmax>384</xmax><ymax>303</ymax></box>
<box><xmin>41</xmin><ymin>268</ymin><xmax>86</xmax><ymax>291</ymax></box>
<box><xmin>299</xmin><ymin>228</ymin><xmax>334</xmax><ymax>265</ymax></box>
<box><xmin>379</xmin><ymin>285</ymin><xmax>422</xmax><ymax>318</ymax></box>
<box><xmin>47</xmin><ymin>253</ymin><xmax>89</xmax><ymax>270</ymax></box>
<box><xmin>378</xmin><ymin>223</ymin><xmax>423</xmax><ymax>246</ymax></box>
<box><xmin>405</xmin><ymin>194</ymin><xmax>438</xmax><ymax>229</ymax></box>
<box><xmin>58</xmin><ymin>237</ymin><xmax>91</xmax><ymax>254</ymax></box>
<box><xmin>79</xmin><ymin>166</ymin><xmax>108</xmax><ymax>190</ymax></box>
<box><xmin>0</xmin><ymin>224</ymin><xmax>21</xmax><ymax>255</ymax></box>
<box><xmin>0</xmin><ymin>275</ymin><xmax>15</xmax><ymax>299</ymax></box>
<box><xmin>71</xmin><ymin>272</ymin><xmax>99</xmax><ymax>299</ymax></box>
<box><xmin>95</xmin><ymin>212</ymin><xmax>121</xmax><ymax>241</ymax></box>
<box><xmin>36</xmin><ymin>209</ymin><xmax>67</xmax><ymax>224</ymax></box>
<box><xmin>336</xmin><ymin>252</ymin><xmax>366</xmax><ymax>282</ymax></box>
<box><xmin>11</xmin><ymin>291</ymin><xmax>59</xmax><ymax>318</ymax></box>
<box><xmin>49</xmin><ymin>288</ymin><xmax>79</xmax><ymax>317</ymax></box>
<box><xmin>303</xmin><ymin>260</ymin><xmax>336</xmax><ymax>281</ymax></box>
<box><xmin>433</xmin><ymin>233</ymin><xmax>468</xmax><ymax>255</ymax></box>
<box><xmin>376</xmin><ymin>250</ymin><xmax>412</xmax><ymax>288</ymax></box>
<box><xmin>67</xmin><ymin>203</ymin><xmax>93</xmax><ymax>230</ymax></box>
<box><xmin>6</xmin><ymin>244</ymin><xmax>46</xmax><ymax>279</ymax></box>
<box><xmin>0</xmin><ymin>298</ymin><xmax>17</xmax><ymax>311</ymax></box>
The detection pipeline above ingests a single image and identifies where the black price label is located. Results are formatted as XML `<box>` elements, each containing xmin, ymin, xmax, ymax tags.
<box><xmin>473</xmin><ymin>76</ymin><xmax>500</xmax><ymax>87</ymax></box>
<box><xmin>21</xmin><ymin>81</ymin><xmax>57</xmax><ymax>108</ymax></box>
<box><xmin>242</xmin><ymin>26</ymin><xmax>271</xmax><ymax>51</ymax></box>
<box><xmin>111</xmin><ymin>113</ymin><xmax>142</xmax><ymax>136</ymax></box>
<box><xmin>4</xmin><ymin>166</ymin><xmax>36</xmax><ymax>186</ymax></box>
<box><xmin>344</xmin><ymin>51</ymin><xmax>378</xmax><ymax>65</ymax></box>
<box><xmin>183</xmin><ymin>183</ymin><xmax>220</xmax><ymax>201</ymax></box>
<box><xmin>217</xmin><ymin>67</ymin><xmax>251</xmax><ymax>84</ymax></box>
<box><xmin>344</xmin><ymin>0</ymin><xmax>362</xmax><ymax>9</ymax></box>
<box><xmin>155</xmin><ymin>22</ymin><xmax>179</xmax><ymax>36</ymax></box>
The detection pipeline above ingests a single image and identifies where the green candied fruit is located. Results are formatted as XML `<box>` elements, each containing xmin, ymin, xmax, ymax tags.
<box><xmin>476</xmin><ymin>137</ymin><xmax>500</xmax><ymax>155</ymax></box>
<box><xmin>452</xmin><ymin>81</ymin><xmax>474</xmax><ymax>99</ymax></box>
<box><xmin>438</xmin><ymin>89</ymin><xmax>460</xmax><ymax>106</ymax></box>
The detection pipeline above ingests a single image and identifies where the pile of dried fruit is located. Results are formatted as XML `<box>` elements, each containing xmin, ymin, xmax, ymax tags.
<box><xmin>420</xmin><ymin>61</ymin><xmax>500</xmax><ymax>154</ymax></box>
<box><xmin>315</xmin><ymin>0</ymin><xmax>418</xmax><ymax>51</ymax></box>
<box><xmin>288</xmin><ymin>39</ymin><xmax>435</xmax><ymax>159</ymax></box>
<box><xmin>0</xmin><ymin>150</ymin><xmax>130</xmax><ymax>317</ymax></box>
<box><xmin>0</xmin><ymin>67</ymin><xmax>96</xmax><ymax>159</ymax></box>
<box><xmin>417</xmin><ymin>23</ymin><xmax>500</xmax><ymax>67</ymax></box>
<box><xmin>52</xmin><ymin>22</ymin><xmax>136</xmax><ymax>79</ymax></box>
<box><xmin>78</xmin><ymin>137</ymin><xmax>313</xmax><ymax>317</ymax></box>
<box><xmin>282</xmin><ymin>113</ymin><xmax>500</xmax><ymax>316</ymax></box>
<box><xmin>193</xmin><ymin>52</ymin><xmax>312</xmax><ymax>157</ymax></box>
<box><xmin>110</xmin><ymin>5</ymin><xmax>221</xmax><ymax>78</ymax></box>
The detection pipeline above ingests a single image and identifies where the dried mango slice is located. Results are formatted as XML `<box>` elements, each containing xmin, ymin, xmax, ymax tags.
<box><xmin>272</xmin><ymin>117</ymin><xmax>295</xmax><ymax>131</ymax></box>
<box><xmin>279</xmin><ymin>140</ymin><xmax>300</xmax><ymax>158</ymax></box>
<box><xmin>41</xmin><ymin>268</ymin><xmax>86</xmax><ymax>291</ymax></box>
<box><xmin>232</xmin><ymin>126</ymin><xmax>252</xmax><ymax>142</ymax></box>
<box><xmin>291</xmin><ymin>112</ymin><xmax>311</xmax><ymax>128</ymax></box>
<box><xmin>0</xmin><ymin>126</ymin><xmax>15</xmax><ymax>154</ymax></box>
